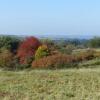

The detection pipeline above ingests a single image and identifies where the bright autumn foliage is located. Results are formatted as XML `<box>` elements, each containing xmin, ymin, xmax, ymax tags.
<box><xmin>35</xmin><ymin>45</ymin><xmax>50</xmax><ymax>60</ymax></box>
<box><xmin>17</xmin><ymin>37</ymin><xmax>41</xmax><ymax>64</ymax></box>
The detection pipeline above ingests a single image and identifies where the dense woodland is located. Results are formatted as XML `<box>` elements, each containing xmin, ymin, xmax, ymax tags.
<box><xmin>0</xmin><ymin>35</ymin><xmax>100</xmax><ymax>70</ymax></box>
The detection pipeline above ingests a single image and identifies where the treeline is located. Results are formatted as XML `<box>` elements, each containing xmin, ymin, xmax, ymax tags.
<box><xmin>53</xmin><ymin>37</ymin><xmax>100</xmax><ymax>48</ymax></box>
<box><xmin>0</xmin><ymin>35</ymin><xmax>100</xmax><ymax>70</ymax></box>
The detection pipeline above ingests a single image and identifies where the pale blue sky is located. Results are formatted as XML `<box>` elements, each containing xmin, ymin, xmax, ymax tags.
<box><xmin>0</xmin><ymin>0</ymin><xmax>100</xmax><ymax>36</ymax></box>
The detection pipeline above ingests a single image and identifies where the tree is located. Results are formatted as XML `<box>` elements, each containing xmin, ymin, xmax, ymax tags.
<box><xmin>35</xmin><ymin>45</ymin><xmax>50</xmax><ymax>60</ymax></box>
<box><xmin>17</xmin><ymin>36</ymin><xmax>41</xmax><ymax>64</ymax></box>
<box><xmin>0</xmin><ymin>36</ymin><xmax>20</xmax><ymax>53</ymax></box>
<box><xmin>87</xmin><ymin>37</ymin><xmax>100</xmax><ymax>48</ymax></box>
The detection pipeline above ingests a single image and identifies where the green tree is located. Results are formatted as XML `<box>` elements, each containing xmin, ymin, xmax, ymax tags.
<box><xmin>88</xmin><ymin>37</ymin><xmax>100</xmax><ymax>48</ymax></box>
<box><xmin>0</xmin><ymin>36</ymin><xmax>20</xmax><ymax>53</ymax></box>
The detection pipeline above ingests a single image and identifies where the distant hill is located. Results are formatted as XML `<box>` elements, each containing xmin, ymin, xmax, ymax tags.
<box><xmin>33</xmin><ymin>34</ymin><xmax>94</xmax><ymax>40</ymax></box>
<box><xmin>0</xmin><ymin>34</ymin><xmax>98</xmax><ymax>40</ymax></box>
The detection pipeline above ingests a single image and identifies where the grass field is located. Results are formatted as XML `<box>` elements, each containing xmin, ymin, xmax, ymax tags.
<box><xmin>0</xmin><ymin>69</ymin><xmax>100</xmax><ymax>100</ymax></box>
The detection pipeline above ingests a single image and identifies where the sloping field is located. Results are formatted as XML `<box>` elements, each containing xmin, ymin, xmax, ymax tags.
<box><xmin>0</xmin><ymin>69</ymin><xmax>100</xmax><ymax>100</ymax></box>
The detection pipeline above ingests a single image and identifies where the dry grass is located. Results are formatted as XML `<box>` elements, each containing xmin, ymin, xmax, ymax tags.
<box><xmin>0</xmin><ymin>69</ymin><xmax>100</xmax><ymax>100</ymax></box>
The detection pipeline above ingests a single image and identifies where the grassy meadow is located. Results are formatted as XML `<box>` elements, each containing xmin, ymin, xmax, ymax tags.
<box><xmin>0</xmin><ymin>68</ymin><xmax>100</xmax><ymax>100</ymax></box>
<box><xmin>0</xmin><ymin>36</ymin><xmax>100</xmax><ymax>100</ymax></box>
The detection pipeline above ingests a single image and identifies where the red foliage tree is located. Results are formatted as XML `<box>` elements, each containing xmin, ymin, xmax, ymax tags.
<box><xmin>17</xmin><ymin>37</ymin><xmax>41</xmax><ymax>64</ymax></box>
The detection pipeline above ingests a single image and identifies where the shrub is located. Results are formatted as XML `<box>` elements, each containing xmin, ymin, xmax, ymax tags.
<box><xmin>32</xmin><ymin>49</ymin><xmax>97</xmax><ymax>69</ymax></box>
<box><xmin>35</xmin><ymin>45</ymin><xmax>50</xmax><ymax>60</ymax></box>
<box><xmin>93</xmin><ymin>51</ymin><xmax>100</xmax><ymax>58</ymax></box>
<box><xmin>17</xmin><ymin>36</ymin><xmax>41</xmax><ymax>64</ymax></box>
<box><xmin>6</xmin><ymin>56</ymin><xmax>32</xmax><ymax>70</ymax></box>
<box><xmin>32</xmin><ymin>54</ymin><xmax>77</xmax><ymax>69</ymax></box>
<box><xmin>59</xmin><ymin>44</ymin><xmax>76</xmax><ymax>54</ymax></box>
<box><xmin>0</xmin><ymin>49</ymin><xmax>13</xmax><ymax>69</ymax></box>
<box><xmin>73</xmin><ymin>49</ymin><xmax>95</xmax><ymax>61</ymax></box>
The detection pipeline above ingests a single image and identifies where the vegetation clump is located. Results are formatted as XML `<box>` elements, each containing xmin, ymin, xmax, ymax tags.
<box><xmin>17</xmin><ymin>37</ymin><xmax>41</xmax><ymax>64</ymax></box>
<box><xmin>32</xmin><ymin>54</ymin><xmax>77</xmax><ymax>69</ymax></box>
<box><xmin>35</xmin><ymin>45</ymin><xmax>50</xmax><ymax>60</ymax></box>
<box><xmin>0</xmin><ymin>35</ymin><xmax>99</xmax><ymax>70</ymax></box>
<box><xmin>0</xmin><ymin>49</ymin><xmax>13</xmax><ymax>69</ymax></box>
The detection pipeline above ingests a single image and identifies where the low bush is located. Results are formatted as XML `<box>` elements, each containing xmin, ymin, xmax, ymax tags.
<box><xmin>32</xmin><ymin>49</ymin><xmax>99</xmax><ymax>69</ymax></box>
<box><xmin>0</xmin><ymin>49</ymin><xmax>13</xmax><ymax>69</ymax></box>
<box><xmin>10</xmin><ymin>56</ymin><xmax>31</xmax><ymax>70</ymax></box>
<box><xmin>0</xmin><ymin>49</ymin><xmax>30</xmax><ymax>70</ymax></box>
<box><xmin>93</xmin><ymin>51</ymin><xmax>100</xmax><ymax>58</ymax></box>
<box><xmin>74</xmin><ymin>49</ymin><xmax>95</xmax><ymax>61</ymax></box>
<box><xmin>32</xmin><ymin>54</ymin><xmax>78</xmax><ymax>69</ymax></box>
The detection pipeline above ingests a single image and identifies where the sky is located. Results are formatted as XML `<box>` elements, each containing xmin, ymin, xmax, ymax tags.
<box><xmin>0</xmin><ymin>0</ymin><xmax>100</xmax><ymax>36</ymax></box>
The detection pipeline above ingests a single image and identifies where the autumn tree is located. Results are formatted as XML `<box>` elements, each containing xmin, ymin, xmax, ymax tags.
<box><xmin>17</xmin><ymin>36</ymin><xmax>41</xmax><ymax>64</ymax></box>
<box><xmin>35</xmin><ymin>45</ymin><xmax>50</xmax><ymax>60</ymax></box>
